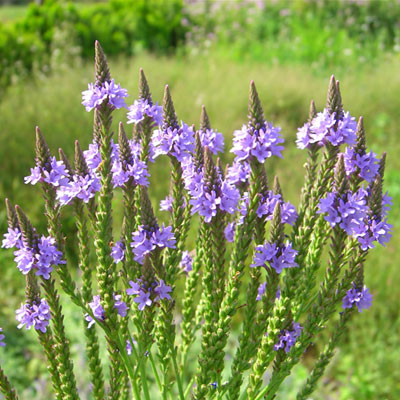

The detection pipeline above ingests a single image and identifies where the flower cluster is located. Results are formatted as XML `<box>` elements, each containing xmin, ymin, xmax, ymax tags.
<box><xmin>152</xmin><ymin>122</ymin><xmax>195</xmax><ymax>162</ymax></box>
<box><xmin>8</xmin><ymin>234</ymin><xmax>65</xmax><ymax>280</ymax></box>
<box><xmin>82</xmin><ymin>79</ymin><xmax>128</xmax><ymax>111</ymax></box>
<box><xmin>342</xmin><ymin>284</ymin><xmax>373</xmax><ymax>312</ymax></box>
<box><xmin>251</xmin><ymin>241</ymin><xmax>298</xmax><ymax>274</ymax></box>
<box><xmin>16</xmin><ymin>299</ymin><xmax>51</xmax><ymax>333</ymax></box>
<box><xmin>296</xmin><ymin>109</ymin><xmax>357</xmax><ymax>149</ymax></box>
<box><xmin>182</xmin><ymin>156</ymin><xmax>240</xmax><ymax>222</ymax></box>
<box><xmin>25</xmin><ymin>156</ymin><xmax>69</xmax><ymax>187</ymax></box>
<box><xmin>343</xmin><ymin>147</ymin><xmax>380</xmax><ymax>183</ymax></box>
<box><xmin>127</xmin><ymin>98</ymin><xmax>163</xmax><ymax>126</ymax></box>
<box><xmin>225</xmin><ymin>161</ymin><xmax>251</xmax><ymax>186</ymax></box>
<box><xmin>111</xmin><ymin>241</ymin><xmax>125</xmax><ymax>264</ymax></box>
<box><xmin>231</xmin><ymin>122</ymin><xmax>284</xmax><ymax>163</ymax></box>
<box><xmin>130</xmin><ymin>224</ymin><xmax>176</xmax><ymax>264</ymax></box>
<box><xmin>180</xmin><ymin>251</ymin><xmax>193</xmax><ymax>273</ymax></box>
<box><xmin>126</xmin><ymin>279</ymin><xmax>172</xmax><ymax>311</ymax></box>
<box><xmin>85</xmin><ymin>294</ymin><xmax>128</xmax><ymax>328</ymax></box>
<box><xmin>237</xmin><ymin>191</ymin><xmax>298</xmax><ymax>227</ymax></box>
<box><xmin>198</xmin><ymin>128</ymin><xmax>224</xmax><ymax>155</ymax></box>
<box><xmin>273</xmin><ymin>322</ymin><xmax>303</xmax><ymax>353</ymax></box>
<box><xmin>2</xmin><ymin>227</ymin><xmax>22</xmax><ymax>249</ymax></box>
<box><xmin>0</xmin><ymin>328</ymin><xmax>5</xmax><ymax>347</ymax></box>
<box><xmin>318</xmin><ymin>188</ymin><xmax>392</xmax><ymax>250</ymax></box>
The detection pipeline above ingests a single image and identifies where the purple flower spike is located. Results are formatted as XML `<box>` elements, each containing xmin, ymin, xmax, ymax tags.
<box><xmin>342</xmin><ymin>285</ymin><xmax>373</xmax><ymax>312</ymax></box>
<box><xmin>0</xmin><ymin>328</ymin><xmax>5</xmax><ymax>347</ymax></box>
<box><xmin>126</xmin><ymin>280</ymin><xmax>142</xmax><ymax>296</ymax></box>
<box><xmin>199</xmin><ymin>128</ymin><xmax>224</xmax><ymax>154</ymax></box>
<box><xmin>2</xmin><ymin>228</ymin><xmax>22</xmax><ymax>249</ymax></box>
<box><xmin>154</xmin><ymin>279</ymin><xmax>172</xmax><ymax>301</ymax></box>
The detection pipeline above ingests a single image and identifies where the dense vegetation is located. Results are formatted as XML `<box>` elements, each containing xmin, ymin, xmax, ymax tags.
<box><xmin>0</xmin><ymin>1</ymin><xmax>399</xmax><ymax>399</ymax></box>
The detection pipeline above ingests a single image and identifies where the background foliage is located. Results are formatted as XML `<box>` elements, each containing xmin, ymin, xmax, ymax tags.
<box><xmin>0</xmin><ymin>1</ymin><xmax>399</xmax><ymax>399</ymax></box>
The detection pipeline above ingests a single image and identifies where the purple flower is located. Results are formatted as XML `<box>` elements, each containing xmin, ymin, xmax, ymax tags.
<box><xmin>342</xmin><ymin>285</ymin><xmax>373</xmax><ymax>312</ymax></box>
<box><xmin>126</xmin><ymin>280</ymin><xmax>142</xmax><ymax>296</ymax></box>
<box><xmin>160</xmin><ymin>195</ymin><xmax>173</xmax><ymax>212</ymax></box>
<box><xmin>231</xmin><ymin>122</ymin><xmax>284</xmax><ymax>163</ymax></box>
<box><xmin>153</xmin><ymin>224</ymin><xmax>176</xmax><ymax>249</ymax></box>
<box><xmin>13</xmin><ymin>247</ymin><xmax>35</xmax><ymax>275</ymax></box>
<box><xmin>35</xmin><ymin>236</ymin><xmax>65</xmax><ymax>280</ymax></box>
<box><xmin>0</xmin><ymin>328</ymin><xmax>5</xmax><ymax>347</ymax></box>
<box><xmin>343</xmin><ymin>147</ymin><xmax>379</xmax><ymax>183</ymax></box>
<box><xmin>111</xmin><ymin>241</ymin><xmax>125</xmax><ymax>264</ymax></box>
<box><xmin>256</xmin><ymin>282</ymin><xmax>267</xmax><ymax>301</ymax></box>
<box><xmin>273</xmin><ymin>322</ymin><xmax>302</xmax><ymax>353</ymax></box>
<box><xmin>224</xmin><ymin>222</ymin><xmax>235</xmax><ymax>243</ymax></box>
<box><xmin>154</xmin><ymin>279</ymin><xmax>172</xmax><ymax>301</ymax></box>
<box><xmin>134</xmin><ymin>290</ymin><xmax>152</xmax><ymax>311</ymax></box>
<box><xmin>152</xmin><ymin>122</ymin><xmax>195</xmax><ymax>162</ymax></box>
<box><xmin>198</xmin><ymin>128</ymin><xmax>224</xmax><ymax>154</ymax></box>
<box><xmin>82</xmin><ymin>83</ymin><xmax>107</xmax><ymax>111</ymax></box>
<box><xmin>114</xmin><ymin>294</ymin><xmax>128</xmax><ymax>317</ymax></box>
<box><xmin>2</xmin><ymin>228</ymin><xmax>22</xmax><ymax>249</ymax></box>
<box><xmin>226</xmin><ymin>161</ymin><xmax>251</xmax><ymax>186</ymax></box>
<box><xmin>126</xmin><ymin>337</ymin><xmax>137</xmax><ymax>355</ymax></box>
<box><xmin>256</xmin><ymin>191</ymin><xmax>298</xmax><ymax>226</ymax></box>
<box><xmin>297</xmin><ymin>108</ymin><xmax>357</xmax><ymax>149</ymax></box>
<box><xmin>82</xmin><ymin>80</ymin><xmax>128</xmax><ymax>111</ymax></box>
<box><xmin>127</xmin><ymin>99</ymin><xmax>163</xmax><ymax>126</ymax></box>
<box><xmin>251</xmin><ymin>241</ymin><xmax>298</xmax><ymax>273</ymax></box>
<box><xmin>42</xmin><ymin>157</ymin><xmax>69</xmax><ymax>187</ymax></box>
<box><xmin>130</xmin><ymin>227</ymin><xmax>155</xmax><ymax>264</ymax></box>
<box><xmin>180</xmin><ymin>251</ymin><xmax>193</xmax><ymax>273</ymax></box>
<box><xmin>16</xmin><ymin>299</ymin><xmax>51</xmax><ymax>333</ymax></box>
<box><xmin>86</xmin><ymin>295</ymin><xmax>105</xmax><ymax>328</ymax></box>
<box><xmin>24</xmin><ymin>166</ymin><xmax>42</xmax><ymax>185</ymax></box>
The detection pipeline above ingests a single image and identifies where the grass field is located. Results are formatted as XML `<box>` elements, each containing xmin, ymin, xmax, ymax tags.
<box><xmin>0</xmin><ymin>53</ymin><xmax>399</xmax><ymax>399</ymax></box>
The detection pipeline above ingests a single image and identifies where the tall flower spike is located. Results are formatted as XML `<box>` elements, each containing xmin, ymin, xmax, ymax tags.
<box><xmin>378</xmin><ymin>152</ymin><xmax>386</xmax><ymax>179</ymax></box>
<box><xmin>334</xmin><ymin>155</ymin><xmax>348</xmax><ymax>195</ymax></box>
<box><xmin>15</xmin><ymin>205</ymin><xmax>36</xmax><ymax>249</ymax></box>
<box><xmin>326</xmin><ymin>75</ymin><xmax>342</xmax><ymax>116</ymax></box>
<box><xmin>162</xmin><ymin>85</ymin><xmax>179</xmax><ymax>131</ymax></box>
<box><xmin>270</xmin><ymin>202</ymin><xmax>285</xmax><ymax>245</ymax></box>
<box><xmin>194</xmin><ymin>131</ymin><xmax>204</xmax><ymax>169</ymax></box>
<box><xmin>58</xmin><ymin>149</ymin><xmax>73</xmax><ymax>177</ymax></box>
<box><xmin>94</xmin><ymin>40</ymin><xmax>111</xmax><ymax>86</ymax></box>
<box><xmin>335</xmin><ymin>80</ymin><xmax>344</xmax><ymax>120</ymax></box>
<box><xmin>74</xmin><ymin>140</ymin><xmax>90</xmax><ymax>176</ymax></box>
<box><xmin>93</xmin><ymin>109</ymin><xmax>102</xmax><ymax>145</ymax></box>
<box><xmin>248</xmin><ymin>80</ymin><xmax>264</xmax><ymax>129</ymax></box>
<box><xmin>368</xmin><ymin>174</ymin><xmax>383</xmax><ymax>219</ymax></box>
<box><xmin>35</xmin><ymin>126</ymin><xmax>52</xmax><ymax>168</ymax></box>
<box><xmin>308</xmin><ymin>99</ymin><xmax>317</xmax><ymax>122</ymax></box>
<box><xmin>139</xmin><ymin>68</ymin><xmax>152</xmax><ymax>103</ymax></box>
<box><xmin>203</xmin><ymin>146</ymin><xmax>219</xmax><ymax>194</ymax></box>
<box><xmin>139</xmin><ymin>187</ymin><xmax>158</xmax><ymax>233</ymax></box>
<box><xmin>118</xmin><ymin>122</ymin><xmax>133</xmax><ymax>166</ymax></box>
<box><xmin>5</xmin><ymin>198</ymin><xmax>19</xmax><ymax>229</ymax></box>
<box><xmin>200</xmin><ymin>105</ymin><xmax>211</xmax><ymax>131</ymax></box>
<box><xmin>272</xmin><ymin>176</ymin><xmax>282</xmax><ymax>197</ymax></box>
<box><xmin>354</xmin><ymin>117</ymin><xmax>366</xmax><ymax>154</ymax></box>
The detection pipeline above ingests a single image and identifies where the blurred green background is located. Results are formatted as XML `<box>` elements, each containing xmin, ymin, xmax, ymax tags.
<box><xmin>0</xmin><ymin>0</ymin><xmax>399</xmax><ymax>399</ymax></box>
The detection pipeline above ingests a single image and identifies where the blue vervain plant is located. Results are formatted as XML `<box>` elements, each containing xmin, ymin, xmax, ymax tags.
<box><xmin>0</xmin><ymin>42</ymin><xmax>392</xmax><ymax>400</ymax></box>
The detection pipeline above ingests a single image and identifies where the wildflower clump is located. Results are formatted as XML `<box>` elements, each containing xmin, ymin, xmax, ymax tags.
<box><xmin>0</xmin><ymin>42</ymin><xmax>392</xmax><ymax>400</ymax></box>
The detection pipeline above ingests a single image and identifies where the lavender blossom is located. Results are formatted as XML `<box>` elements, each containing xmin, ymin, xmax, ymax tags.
<box><xmin>133</xmin><ymin>290</ymin><xmax>152</xmax><ymax>311</ymax></box>
<box><xmin>154</xmin><ymin>279</ymin><xmax>172</xmax><ymax>300</ymax></box>
<box><xmin>127</xmin><ymin>98</ymin><xmax>163</xmax><ymax>126</ymax></box>
<box><xmin>343</xmin><ymin>147</ymin><xmax>379</xmax><ymax>183</ymax></box>
<box><xmin>198</xmin><ymin>128</ymin><xmax>224</xmax><ymax>154</ymax></box>
<box><xmin>231</xmin><ymin>122</ymin><xmax>284</xmax><ymax>163</ymax></box>
<box><xmin>85</xmin><ymin>295</ymin><xmax>105</xmax><ymax>328</ymax></box>
<box><xmin>114</xmin><ymin>294</ymin><xmax>128</xmax><ymax>317</ymax></box>
<box><xmin>225</xmin><ymin>161</ymin><xmax>251</xmax><ymax>186</ymax></box>
<box><xmin>342</xmin><ymin>285</ymin><xmax>373</xmax><ymax>312</ymax></box>
<box><xmin>2</xmin><ymin>228</ymin><xmax>22</xmax><ymax>249</ymax></box>
<box><xmin>296</xmin><ymin>109</ymin><xmax>357</xmax><ymax>149</ymax></box>
<box><xmin>82</xmin><ymin>79</ymin><xmax>128</xmax><ymax>111</ymax></box>
<box><xmin>16</xmin><ymin>299</ymin><xmax>51</xmax><ymax>333</ymax></box>
<box><xmin>273</xmin><ymin>322</ymin><xmax>303</xmax><ymax>353</ymax></box>
<box><xmin>251</xmin><ymin>241</ymin><xmax>298</xmax><ymax>274</ymax></box>
<box><xmin>224</xmin><ymin>222</ymin><xmax>235</xmax><ymax>243</ymax></box>
<box><xmin>152</xmin><ymin>122</ymin><xmax>195</xmax><ymax>162</ymax></box>
<box><xmin>126</xmin><ymin>337</ymin><xmax>137</xmax><ymax>355</ymax></box>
